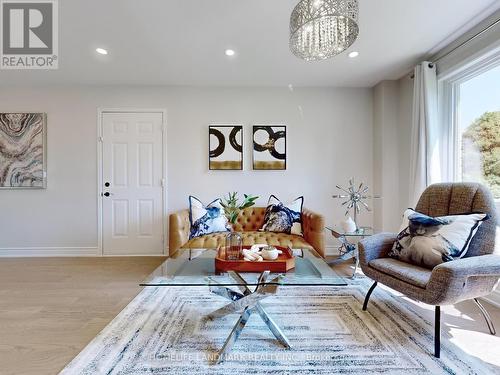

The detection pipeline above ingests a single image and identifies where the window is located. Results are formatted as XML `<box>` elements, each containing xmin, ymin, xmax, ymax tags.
<box><xmin>442</xmin><ymin>55</ymin><xmax>500</xmax><ymax>200</ymax></box>
<box><xmin>457</xmin><ymin>64</ymin><xmax>500</xmax><ymax>199</ymax></box>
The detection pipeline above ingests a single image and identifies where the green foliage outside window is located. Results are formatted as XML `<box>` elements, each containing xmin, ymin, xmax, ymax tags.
<box><xmin>462</xmin><ymin>111</ymin><xmax>500</xmax><ymax>198</ymax></box>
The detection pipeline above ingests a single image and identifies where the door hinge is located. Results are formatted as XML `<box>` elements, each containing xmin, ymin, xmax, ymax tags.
<box><xmin>98</xmin><ymin>136</ymin><xmax>104</xmax><ymax>142</ymax></box>
<box><xmin>161</xmin><ymin>178</ymin><xmax>166</xmax><ymax>188</ymax></box>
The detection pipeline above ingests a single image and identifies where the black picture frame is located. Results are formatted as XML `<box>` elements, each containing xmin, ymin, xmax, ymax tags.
<box><xmin>252</xmin><ymin>125</ymin><xmax>286</xmax><ymax>170</ymax></box>
<box><xmin>208</xmin><ymin>125</ymin><xmax>243</xmax><ymax>170</ymax></box>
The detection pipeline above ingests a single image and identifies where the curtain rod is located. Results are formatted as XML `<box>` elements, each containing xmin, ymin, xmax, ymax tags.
<box><xmin>432</xmin><ymin>16</ymin><xmax>500</xmax><ymax>65</ymax></box>
<box><xmin>410</xmin><ymin>15</ymin><xmax>500</xmax><ymax>79</ymax></box>
<box><xmin>410</xmin><ymin>63</ymin><xmax>435</xmax><ymax>79</ymax></box>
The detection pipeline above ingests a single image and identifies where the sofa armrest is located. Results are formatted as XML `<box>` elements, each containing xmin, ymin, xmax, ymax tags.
<box><xmin>169</xmin><ymin>209</ymin><xmax>190</xmax><ymax>256</ymax></box>
<box><xmin>302</xmin><ymin>208</ymin><xmax>325</xmax><ymax>257</ymax></box>
<box><xmin>358</xmin><ymin>233</ymin><xmax>397</xmax><ymax>268</ymax></box>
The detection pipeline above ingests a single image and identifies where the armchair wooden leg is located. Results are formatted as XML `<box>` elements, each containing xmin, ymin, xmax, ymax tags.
<box><xmin>363</xmin><ymin>281</ymin><xmax>377</xmax><ymax>311</ymax></box>
<box><xmin>435</xmin><ymin>306</ymin><xmax>441</xmax><ymax>358</ymax></box>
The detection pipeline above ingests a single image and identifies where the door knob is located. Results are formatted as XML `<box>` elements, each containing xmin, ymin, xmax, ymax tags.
<box><xmin>103</xmin><ymin>192</ymin><xmax>112</xmax><ymax>197</ymax></box>
<box><xmin>104</xmin><ymin>182</ymin><xmax>110</xmax><ymax>187</ymax></box>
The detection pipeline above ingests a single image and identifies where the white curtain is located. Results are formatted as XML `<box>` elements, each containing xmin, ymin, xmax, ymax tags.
<box><xmin>409</xmin><ymin>61</ymin><xmax>441</xmax><ymax>206</ymax></box>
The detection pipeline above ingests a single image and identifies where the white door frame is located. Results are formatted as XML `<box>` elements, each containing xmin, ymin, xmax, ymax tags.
<box><xmin>97</xmin><ymin>108</ymin><xmax>168</xmax><ymax>256</ymax></box>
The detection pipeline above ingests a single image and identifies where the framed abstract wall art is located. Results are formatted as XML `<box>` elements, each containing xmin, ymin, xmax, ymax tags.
<box><xmin>209</xmin><ymin>125</ymin><xmax>243</xmax><ymax>170</ymax></box>
<box><xmin>0</xmin><ymin>113</ymin><xmax>47</xmax><ymax>188</ymax></box>
<box><xmin>253</xmin><ymin>125</ymin><xmax>286</xmax><ymax>170</ymax></box>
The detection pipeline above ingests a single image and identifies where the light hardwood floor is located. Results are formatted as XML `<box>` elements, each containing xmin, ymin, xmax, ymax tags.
<box><xmin>0</xmin><ymin>257</ymin><xmax>166</xmax><ymax>375</ymax></box>
<box><xmin>0</xmin><ymin>257</ymin><xmax>499</xmax><ymax>374</ymax></box>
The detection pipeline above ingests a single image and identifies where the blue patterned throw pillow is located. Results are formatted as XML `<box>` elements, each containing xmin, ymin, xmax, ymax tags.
<box><xmin>389</xmin><ymin>208</ymin><xmax>488</xmax><ymax>269</ymax></box>
<box><xmin>189</xmin><ymin>196</ymin><xmax>230</xmax><ymax>239</ymax></box>
<box><xmin>262</xmin><ymin>195</ymin><xmax>303</xmax><ymax>235</ymax></box>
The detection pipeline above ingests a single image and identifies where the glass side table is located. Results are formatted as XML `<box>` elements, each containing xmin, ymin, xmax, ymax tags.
<box><xmin>325</xmin><ymin>226</ymin><xmax>374</xmax><ymax>278</ymax></box>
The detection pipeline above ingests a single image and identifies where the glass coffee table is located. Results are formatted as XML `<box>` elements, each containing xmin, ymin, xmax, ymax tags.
<box><xmin>141</xmin><ymin>248</ymin><xmax>346</xmax><ymax>363</ymax></box>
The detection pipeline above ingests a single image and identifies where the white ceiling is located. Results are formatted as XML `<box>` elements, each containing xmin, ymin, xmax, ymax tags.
<box><xmin>1</xmin><ymin>0</ymin><xmax>500</xmax><ymax>87</ymax></box>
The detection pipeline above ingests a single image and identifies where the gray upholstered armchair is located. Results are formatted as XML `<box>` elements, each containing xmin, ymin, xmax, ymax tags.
<box><xmin>359</xmin><ymin>183</ymin><xmax>500</xmax><ymax>358</ymax></box>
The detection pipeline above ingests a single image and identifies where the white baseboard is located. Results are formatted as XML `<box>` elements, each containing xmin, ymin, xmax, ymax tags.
<box><xmin>0</xmin><ymin>247</ymin><xmax>100</xmax><ymax>257</ymax></box>
<box><xmin>101</xmin><ymin>253</ymin><xmax>167</xmax><ymax>257</ymax></box>
<box><xmin>0</xmin><ymin>246</ymin><xmax>170</xmax><ymax>257</ymax></box>
<box><xmin>481</xmin><ymin>287</ymin><xmax>500</xmax><ymax>308</ymax></box>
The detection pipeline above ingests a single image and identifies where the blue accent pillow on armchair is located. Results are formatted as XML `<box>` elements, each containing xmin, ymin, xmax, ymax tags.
<box><xmin>389</xmin><ymin>208</ymin><xmax>488</xmax><ymax>269</ymax></box>
<box><xmin>188</xmin><ymin>196</ymin><xmax>230</xmax><ymax>239</ymax></box>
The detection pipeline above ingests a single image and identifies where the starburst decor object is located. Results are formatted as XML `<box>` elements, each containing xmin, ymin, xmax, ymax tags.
<box><xmin>332</xmin><ymin>178</ymin><xmax>373</xmax><ymax>231</ymax></box>
<box><xmin>289</xmin><ymin>0</ymin><xmax>359</xmax><ymax>61</ymax></box>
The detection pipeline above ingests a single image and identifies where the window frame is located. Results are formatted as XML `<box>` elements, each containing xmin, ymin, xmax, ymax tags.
<box><xmin>438</xmin><ymin>51</ymin><xmax>500</xmax><ymax>195</ymax></box>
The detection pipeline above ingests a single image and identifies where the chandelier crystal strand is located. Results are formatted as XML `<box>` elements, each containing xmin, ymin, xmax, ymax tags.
<box><xmin>290</xmin><ymin>0</ymin><xmax>359</xmax><ymax>61</ymax></box>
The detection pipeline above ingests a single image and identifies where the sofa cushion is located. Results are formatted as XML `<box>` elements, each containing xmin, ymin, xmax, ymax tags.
<box><xmin>369</xmin><ymin>258</ymin><xmax>432</xmax><ymax>288</ymax></box>
<box><xmin>188</xmin><ymin>196</ymin><xmax>229</xmax><ymax>239</ymax></box>
<box><xmin>262</xmin><ymin>195</ymin><xmax>303</xmax><ymax>235</ymax></box>
<box><xmin>181</xmin><ymin>231</ymin><xmax>314</xmax><ymax>251</ymax></box>
<box><xmin>232</xmin><ymin>207</ymin><xmax>266</xmax><ymax>232</ymax></box>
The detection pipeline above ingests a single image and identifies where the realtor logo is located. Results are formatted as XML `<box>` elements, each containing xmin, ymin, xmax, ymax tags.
<box><xmin>1</xmin><ymin>0</ymin><xmax>58</xmax><ymax>69</ymax></box>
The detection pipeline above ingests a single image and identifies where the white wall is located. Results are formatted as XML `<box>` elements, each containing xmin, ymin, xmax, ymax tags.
<box><xmin>396</xmin><ymin>76</ymin><xmax>414</xmax><ymax>213</ymax></box>
<box><xmin>0</xmin><ymin>86</ymin><xmax>373</xmax><ymax>255</ymax></box>
<box><xmin>372</xmin><ymin>78</ymin><xmax>414</xmax><ymax>233</ymax></box>
<box><xmin>373</xmin><ymin>81</ymin><xmax>401</xmax><ymax>232</ymax></box>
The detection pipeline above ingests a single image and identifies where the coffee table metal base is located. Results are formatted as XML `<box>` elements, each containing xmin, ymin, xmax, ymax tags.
<box><xmin>207</xmin><ymin>270</ymin><xmax>291</xmax><ymax>363</ymax></box>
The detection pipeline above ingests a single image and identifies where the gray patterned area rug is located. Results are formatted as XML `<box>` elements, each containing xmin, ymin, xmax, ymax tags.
<box><xmin>60</xmin><ymin>278</ymin><xmax>494</xmax><ymax>374</ymax></box>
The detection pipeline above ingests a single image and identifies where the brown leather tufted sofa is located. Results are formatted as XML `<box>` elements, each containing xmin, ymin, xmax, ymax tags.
<box><xmin>169</xmin><ymin>207</ymin><xmax>325</xmax><ymax>257</ymax></box>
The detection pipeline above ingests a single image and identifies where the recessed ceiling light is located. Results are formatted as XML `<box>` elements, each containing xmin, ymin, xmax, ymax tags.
<box><xmin>225</xmin><ymin>49</ymin><xmax>235</xmax><ymax>57</ymax></box>
<box><xmin>348</xmin><ymin>51</ymin><xmax>359</xmax><ymax>58</ymax></box>
<box><xmin>96</xmin><ymin>48</ymin><xmax>108</xmax><ymax>55</ymax></box>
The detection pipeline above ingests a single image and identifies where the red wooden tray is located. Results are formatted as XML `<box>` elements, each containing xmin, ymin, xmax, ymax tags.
<box><xmin>215</xmin><ymin>245</ymin><xmax>295</xmax><ymax>273</ymax></box>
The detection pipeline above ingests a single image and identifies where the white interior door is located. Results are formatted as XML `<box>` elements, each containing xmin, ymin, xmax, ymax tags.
<box><xmin>101</xmin><ymin>112</ymin><xmax>164</xmax><ymax>255</ymax></box>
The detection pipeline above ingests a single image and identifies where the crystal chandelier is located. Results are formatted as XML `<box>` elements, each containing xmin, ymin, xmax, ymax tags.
<box><xmin>290</xmin><ymin>0</ymin><xmax>359</xmax><ymax>61</ymax></box>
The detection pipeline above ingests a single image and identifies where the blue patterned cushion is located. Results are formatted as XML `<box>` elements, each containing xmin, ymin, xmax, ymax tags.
<box><xmin>262</xmin><ymin>195</ymin><xmax>303</xmax><ymax>235</ymax></box>
<box><xmin>188</xmin><ymin>196</ymin><xmax>230</xmax><ymax>239</ymax></box>
<box><xmin>389</xmin><ymin>209</ymin><xmax>488</xmax><ymax>269</ymax></box>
